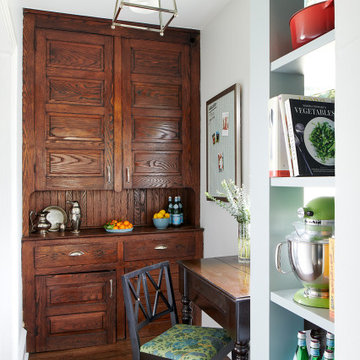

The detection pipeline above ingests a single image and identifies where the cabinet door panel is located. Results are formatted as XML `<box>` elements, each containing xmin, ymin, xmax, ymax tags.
<box><xmin>133</xmin><ymin>116</ymin><xmax>180</xmax><ymax>142</ymax></box>
<box><xmin>134</xmin><ymin>151</ymin><xmax>181</xmax><ymax>174</ymax></box>
<box><xmin>36</xmin><ymin>271</ymin><xmax>116</xmax><ymax>352</ymax></box>
<box><xmin>49</xmin><ymin>312</ymin><xmax>105</xmax><ymax>334</ymax></box>
<box><xmin>47</xmin><ymin>40</ymin><xmax>104</xmax><ymax>71</ymax></box>
<box><xmin>48</xmin><ymin>77</ymin><xmax>104</xmax><ymax>106</ymax></box>
<box><xmin>35</xmin><ymin>29</ymin><xmax>113</xmax><ymax>190</ymax></box>
<box><xmin>48</xmin><ymin>113</ymin><xmax>104</xmax><ymax>141</ymax></box>
<box><xmin>132</xmin><ymin>48</ymin><xmax>181</xmax><ymax>76</ymax></box>
<box><xmin>132</xmin><ymin>82</ymin><xmax>181</xmax><ymax>109</ymax></box>
<box><xmin>47</xmin><ymin>150</ymin><xmax>104</xmax><ymax>175</ymax></box>
<box><xmin>132</xmin><ymin>175</ymin><xmax>183</xmax><ymax>188</ymax></box>
<box><xmin>121</xmin><ymin>38</ymin><xmax>190</xmax><ymax>189</ymax></box>
<box><xmin>49</xmin><ymin>283</ymin><xmax>105</xmax><ymax>304</ymax></box>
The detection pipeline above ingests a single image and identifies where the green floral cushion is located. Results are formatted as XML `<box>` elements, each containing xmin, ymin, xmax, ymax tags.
<box><xmin>140</xmin><ymin>324</ymin><xmax>232</xmax><ymax>360</ymax></box>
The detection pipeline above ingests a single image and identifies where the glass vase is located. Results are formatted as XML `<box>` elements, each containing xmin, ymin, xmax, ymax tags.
<box><xmin>238</xmin><ymin>221</ymin><xmax>250</xmax><ymax>263</ymax></box>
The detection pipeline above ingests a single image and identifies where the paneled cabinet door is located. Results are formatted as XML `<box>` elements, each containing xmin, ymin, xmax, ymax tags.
<box><xmin>34</xmin><ymin>29</ymin><xmax>114</xmax><ymax>190</ymax></box>
<box><xmin>121</xmin><ymin>38</ymin><xmax>191</xmax><ymax>188</ymax></box>
<box><xmin>35</xmin><ymin>271</ymin><xmax>116</xmax><ymax>352</ymax></box>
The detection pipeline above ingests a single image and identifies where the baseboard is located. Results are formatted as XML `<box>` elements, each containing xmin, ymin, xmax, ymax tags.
<box><xmin>19</xmin><ymin>327</ymin><xmax>29</xmax><ymax>360</ymax></box>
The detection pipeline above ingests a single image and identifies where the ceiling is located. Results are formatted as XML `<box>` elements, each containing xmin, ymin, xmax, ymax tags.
<box><xmin>20</xmin><ymin>0</ymin><xmax>232</xmax><ymax>30</ymax></box>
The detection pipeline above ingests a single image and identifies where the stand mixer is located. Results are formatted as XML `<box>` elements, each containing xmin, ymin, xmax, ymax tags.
<box><xmin>275</xmin><ymin>197</ymin><xmax>334</xmax><ymax>308</ymax></box>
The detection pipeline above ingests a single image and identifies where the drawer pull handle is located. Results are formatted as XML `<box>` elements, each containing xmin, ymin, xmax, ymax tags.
<box><xmin>69</xmin><ymin>250</ymin><xmax>85</xmax><ymax>257</ymax></box>
<box><xmin>109</xmin><ymin>279</ymin><xmax>113</xmax><ymax>298</ymax></box>
<box><xmin>154</xmin><ymin>245</ymin><xmax>167</xmax><ymax>250</ymax></box>
<box><xmin>107</xmin><ymin>165</ymin><xmax>111</xmax><ymax>184</ymax></box>
<box><xmin>126</xmin><ymin>167</ymin><xmax>130</xmax><ymax>183</ymax></box>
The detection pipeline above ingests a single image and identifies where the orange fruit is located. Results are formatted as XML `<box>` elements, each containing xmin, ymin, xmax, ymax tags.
<box><xmin>124</xmin><ymin>220</ymin><xmax>130</xmax><ymax>226</ymax></box>
<box><xmin>120</xmin><ymin>225</ymin><xmax>125</xmax><ymax>229</ymax></box>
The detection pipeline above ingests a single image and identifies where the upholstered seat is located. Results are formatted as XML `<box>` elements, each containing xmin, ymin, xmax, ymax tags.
<box><xmin>140</xmin><ymin>323</ymin><xmax>232</xmax><ymax>360</ymax></box>
<box><xmin>122</xmin><ymin>261</ymin><xmax>233</xmax><ymax>360</ymax></box>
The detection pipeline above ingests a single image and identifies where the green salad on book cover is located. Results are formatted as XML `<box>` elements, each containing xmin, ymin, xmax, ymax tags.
<box><xmin>285</xmin><ymin>98</ymin><xmax>335</xmax><ymax>177</ymax></box>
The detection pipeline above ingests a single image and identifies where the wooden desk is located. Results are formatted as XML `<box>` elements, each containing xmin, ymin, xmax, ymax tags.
<box><xmin>178</xmin><ymin>256</ymin><xmax>250</xmax><ymax>360</ymax></box>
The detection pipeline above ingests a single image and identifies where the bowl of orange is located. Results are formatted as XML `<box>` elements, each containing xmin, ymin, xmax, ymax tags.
<box><xmin>104</xmin><ymin>219</ymin><xmax>133</xmax><ymax>233</ymax></box>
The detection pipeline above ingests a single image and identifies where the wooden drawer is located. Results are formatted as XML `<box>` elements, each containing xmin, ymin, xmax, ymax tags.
<box><xmin>123</xmin><ymin>233</ymin><xmax>196</xmax><ymax>261</ymax></box>
<box><xmin>35</xmin><ymin>241</ymin><xmax>117</xmax><ymax>269</ymax></box>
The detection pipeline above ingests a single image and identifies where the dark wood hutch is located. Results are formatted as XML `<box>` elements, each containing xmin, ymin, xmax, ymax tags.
<box><xmin>22</xmin><ymin>9</ymin><xmax>202</xmax><ymax>353</ymax></box>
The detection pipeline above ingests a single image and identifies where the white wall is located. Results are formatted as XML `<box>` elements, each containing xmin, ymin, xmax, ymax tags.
<box><xmin>0</xmin><ymin>0</ymin><xmax>25</xmax><ymax>359</ymax></box>
<box><xmin>200</xmin><ymin>0</ymin><xmax>250</xmax><ymax>259</ymax></box>
<box><xmin>335</xmin><ymin>1</ymin><xmax>360</xmax><ymax>357</ymax></box>
<box><xmin>200</xmin><ymin>0</ymin><xmax>250</xmax><ymax>331</ymax></box>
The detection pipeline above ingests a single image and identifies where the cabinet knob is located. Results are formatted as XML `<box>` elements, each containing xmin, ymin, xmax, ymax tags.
<box><xmin>68</xmin><ymin>250</ymin><xmax>85</xmax><ymax>257</ymax></box>
<box><xmin>126</xmin><ymin>167</ymin><xmax>130</xmax><ymax>183</ymax></box>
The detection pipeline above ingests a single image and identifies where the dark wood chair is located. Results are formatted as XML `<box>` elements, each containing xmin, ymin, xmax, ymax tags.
<box><xmin>122</xmin><ymin>261</ymin><xmax>233</xmax><ymax>360</ymax></box>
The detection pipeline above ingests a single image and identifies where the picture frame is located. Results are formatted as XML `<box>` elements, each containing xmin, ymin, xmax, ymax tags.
<box><xmin>206</xmin><ymin>84</ymin><xmax>241</xmax><ymax>200</ymax></box>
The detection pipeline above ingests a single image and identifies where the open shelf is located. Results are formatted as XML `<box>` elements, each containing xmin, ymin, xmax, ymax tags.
<box><xmin>271</xmin><ymin>30</ymin><xmax>335</xmax><ymax>74</ymax></box>
<box><xmin>271</xmin><ymin>176</ymin><xmax>335</xmax><ymax>188</ymax></box>
<box><xmin>271</xmin><ymin>289</ymin><xmax>334</xmax><ymax>333</ymax></box>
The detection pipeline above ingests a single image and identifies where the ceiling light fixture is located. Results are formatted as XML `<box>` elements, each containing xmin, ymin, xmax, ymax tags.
<box><xmin>111</xmin><ymin>0</ymin><xmax>178</xmax><ymax>36</ymax></box>
<box><xmin>127</xmin><ymin>0</ymin><xmax>158</xmax><ymax>14</ymax></box>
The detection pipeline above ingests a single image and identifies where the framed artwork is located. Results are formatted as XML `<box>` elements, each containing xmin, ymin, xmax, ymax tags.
<box><xmin>206</xmin><ymin>84</ymin><xmax>241</xmax><ymax>200</ymax></box>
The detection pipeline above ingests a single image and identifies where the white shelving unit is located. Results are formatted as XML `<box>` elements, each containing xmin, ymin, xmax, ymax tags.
<box><xmin>271</xmin><ymin>30</ymin><xmax>335</xmax><ymax>74</ymax></box>
<box><xmin>271</xmin><ymin>289</ymin><xmax>334</xmax><ymax>333</ymax></box>
<box><xmin>249</xmin><ymin>1</ymin><xmax>360</xmax><ymax>358</ymax></box>
<box><xmin>271</xmin><ymin>176</ymin><xmax>335</xmax><ymax>188</ymax></box>
<box><xmin>266</xmin><ymin>1</ymin><xmax>336</xmax><ymax>359</ymax></box>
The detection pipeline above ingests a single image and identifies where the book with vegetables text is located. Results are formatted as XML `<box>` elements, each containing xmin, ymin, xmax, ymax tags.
<box><xmin>285</xmin><ymin>98</ymin><xmax>335</xmax><ymax>176</ymax></box>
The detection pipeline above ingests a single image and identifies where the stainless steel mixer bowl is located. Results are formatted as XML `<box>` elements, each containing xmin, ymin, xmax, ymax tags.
<box><xmin>287</xmin><ymin>236</ymin><xmax>329</xmax><ymax>292</ymax></box>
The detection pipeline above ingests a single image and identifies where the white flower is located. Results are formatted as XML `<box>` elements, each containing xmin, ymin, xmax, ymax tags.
<box><xmin>205</xmin><ymin>179</ymin><xmax>250</xmax><ymax>224</ymax></box>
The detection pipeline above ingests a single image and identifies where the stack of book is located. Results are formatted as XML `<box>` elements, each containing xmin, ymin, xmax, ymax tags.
<box><xmin>269</xmin><ymin>94</ymin><xmax>335</xmax><ymax>177</ymax></box>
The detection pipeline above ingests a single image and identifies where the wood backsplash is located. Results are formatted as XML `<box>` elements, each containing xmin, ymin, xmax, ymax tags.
<box><xmin>29</xmin><ymin>188</ymin><xmax>191</xmax><ymax>230</ymax></box>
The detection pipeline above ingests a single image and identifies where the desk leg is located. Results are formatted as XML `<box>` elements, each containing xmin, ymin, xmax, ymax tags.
<box><xmin>181</xmin><ymin>295</ymin><xmax>192</xmax><ymax>324</ymax></box>
<box><xmin>181</xmin><ymin>269</ymin><xmax>192</xmax><ymax>324</ymax></box>
<box><xmin>232</xmin><ymin>341</ymin><xmax>249</xmax><ymax>360</ymax></box>
<box><xmin>232</xmin><ymin>300</ymin><xmax>250</xmax><ymax>360</ymax></box>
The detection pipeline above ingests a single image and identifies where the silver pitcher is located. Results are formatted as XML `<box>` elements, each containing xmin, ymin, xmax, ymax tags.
<box><xmin>67</xmin><ymin>201</ymin><xmax>81</xmax><ymax>233</ymax></box>
<box><xmin>29</xmin><ymin>210</ymin><xmax>51</xmax><ymax>235</ymax></box>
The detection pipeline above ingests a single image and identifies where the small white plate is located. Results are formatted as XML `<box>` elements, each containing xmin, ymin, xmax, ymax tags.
<box><xmin>43</xmin><ymin>206</ymin><xmax>68</xmax><ymax>232</ymax></box>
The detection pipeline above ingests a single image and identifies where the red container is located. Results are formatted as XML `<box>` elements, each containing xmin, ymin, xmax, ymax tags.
<box><xmin>289</xmin><ymin>0</ymin><xmax>334</xmax><ymax>50</ymax></box>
